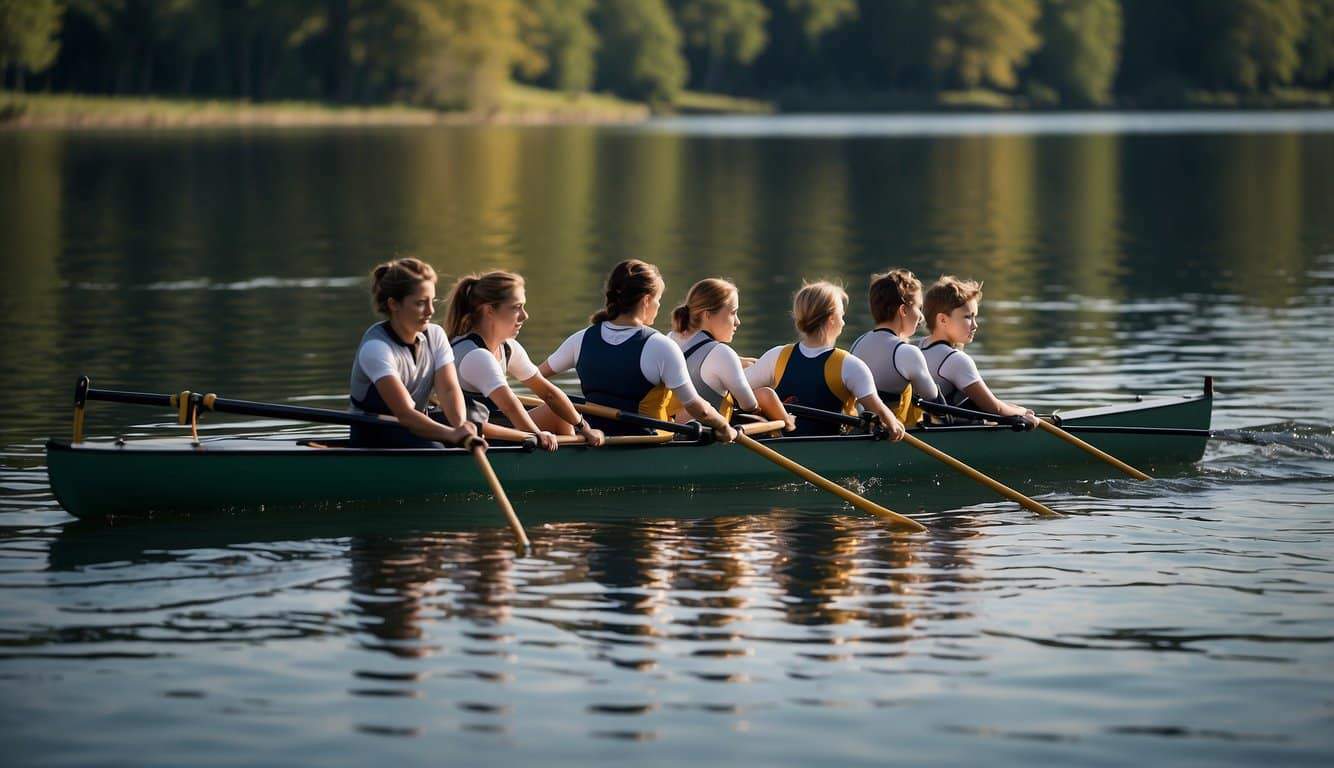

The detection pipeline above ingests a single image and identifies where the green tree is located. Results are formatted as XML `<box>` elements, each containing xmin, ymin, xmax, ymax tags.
<box><xmin>0</xmin><ymin>0</ymin><xmax>62</xmax><ymax>89</ymax></box>
<box><xmin>1299</xmin><ymin>0</ymin><xmax>1334</xmax><ymax>85</ymax></box>
<box><xmin>595</xmin><ymin>0</ymin><xmax>687</xmax><ymax>104</ymax></box>
<box><xmin>1031</xmin><ymin>0</ymin><xmax>1122</xmax><ymax>105</ymax></box>
<box><xmin>522</xmin><ymin>0</ymin><xmax>599</xmax><ymax>92</ymax></box>
<box><xmin>1201</xmin><ymin>0</ymin><xmax>1306</xmax><ymax>92</ymax></box>
<box><xmin>785</xmin><ymin>0</ymin><xmax>857</xmax><ymax>43</ymax></box>
<box><xmin>673</xmin><ymin>0</ymin><xmax>768</xmax><ymax>91</ymax></box>
<box><xmin>927</xmin><ymin>0</ymin><xmax>1041</xmax><ymax>90</ymax></box>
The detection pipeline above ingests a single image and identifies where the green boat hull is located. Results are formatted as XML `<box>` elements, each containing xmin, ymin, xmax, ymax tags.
<box><xmin>46</xmin><ymin>387</ymin><xmax>1212</xmax><ymax>519</ymax></box>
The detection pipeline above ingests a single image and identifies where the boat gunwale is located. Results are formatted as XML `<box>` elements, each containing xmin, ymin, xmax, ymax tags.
<box><xmin>45</xmin><ymin>390</ymin><xmax>1211</xmax><ymax>458</ymax></box>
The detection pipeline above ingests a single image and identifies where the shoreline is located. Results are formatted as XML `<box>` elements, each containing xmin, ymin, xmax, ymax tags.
<box><xmin>2</xmin><ymin>88</ymin><xmax>1328</xmax><ymax>131</ymax></box>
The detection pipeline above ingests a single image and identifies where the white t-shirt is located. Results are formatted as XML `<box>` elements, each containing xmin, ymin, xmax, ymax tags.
<box><xmin>350</xmin><ymin>322</ymin><xmax>455</xmax><ymax>413</ymax></box>
<box><xmin>545</xmin><ymin>323</ymin><xmax>701</xmax><ymax>407</ymax></box>
<box><xmin>849</xmin><ymin>329</ymin><xmax>940</xmax><ymax>401</ymax></box>
<box><xmin>455</xmin><ymin>338</ymin><xmax>540</xmax><ymax>398</ymax></box>
<box><xmin>920</xmin><ymin>341</ymin><xmax>982</xmax><ymax>403</ymax></box>
<box><xmin>671</xmin><ymin>330</ymin><xmax>759</xmax><ymax>412</ymax></box>
<box><xmin>745</xmin><ymin>343</ymin><xmax>876</xmax><ymax>400</ymax></box>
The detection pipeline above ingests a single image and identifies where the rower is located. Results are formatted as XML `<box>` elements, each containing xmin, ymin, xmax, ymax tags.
<box><xmin>920</xmin><ymin>275</ymin><xmax>1037</xmax><ymax>427</ymax></box>
<box><xmin>347</xmin><ymin>258</ymin><xmax>482</xmax><ymax>449</ymax></box>
<box><xmin>849</xmin><ymin>268</ymin><xmax>942</xmax><ymax>426</ymax></box>
<box><xmin>745</xmin><ymin>281</ymin><xmax>906</xmax><ymax>440</ymax></box>
<box><xmin>668</xmin><ymin>278</ymin><xmax>795</xmax><ymax>431</ymax></box>
<box><xmin>445</xmin><ymin>270</ymin><xmax>606</xmax><ymax>450</ymax></box>
<box><xmin>539</xmin><ymin>259</ymin><xmax>737</xmax><ymax>442</ymax></box>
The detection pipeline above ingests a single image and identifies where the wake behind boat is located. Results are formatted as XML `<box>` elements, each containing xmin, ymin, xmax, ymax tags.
<box><xmin>45</xmin><ymin>379</ymin><xmax>1213</xmax><ymax>519</ymax></box>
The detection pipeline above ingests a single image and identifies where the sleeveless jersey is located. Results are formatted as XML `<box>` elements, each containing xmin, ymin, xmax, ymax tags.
<box><xmin>449</xmin><ymin>333</ymin><xmax>513</xmax><ymax>425</ymax></box>
<box><xmin>682</xmin><ymin>331</ymin><xmax>735</xmax><ymax>421</ymax></box>
<box><xmin>773</xmin><ymin>344</ymin><xmax>855</xmax><ymax>437</ymax></box>
<box><xmin>349</xmin><ymin>321</ymin><xmax>442</xmax><ymax>416</ymax></box>
<box><xmin>576</xmin><ymin>324</ymin><xmax>674</xmax><ymax>434</ymax></box>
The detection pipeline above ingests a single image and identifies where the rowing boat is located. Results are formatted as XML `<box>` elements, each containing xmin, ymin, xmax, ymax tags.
<box><xmin>45</xmin><ymin>379</ymin><xmax>1213</xmax><ymax>519</ymax></box>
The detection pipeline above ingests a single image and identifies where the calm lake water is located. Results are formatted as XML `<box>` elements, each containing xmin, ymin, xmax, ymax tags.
<box><xmin>2</xmin><ymin>113</ymin><xmax>1333</xmax><ymax>766</ymax></box>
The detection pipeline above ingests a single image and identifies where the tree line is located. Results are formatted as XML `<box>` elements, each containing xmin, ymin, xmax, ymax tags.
<box><xmin>4</xmin><ymin>0</ymin><xmax>1332</xmax><ymax>109</ymax></box>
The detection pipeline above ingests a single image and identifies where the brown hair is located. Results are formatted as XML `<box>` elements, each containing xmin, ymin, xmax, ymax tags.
<box><xmin>792</xmin><ymin>281</ymin><xmax>848</xmax><ymax>336</ymax></box>
<box><xmin>591</xmin><ymin>259</ymin><xmax>663</xmax><ymax>324</ymax></box>
<box><xmin>444</xmin><ymin>270</ymin><xmax>524</xmax><ymax>337</ymax></box>
<box><xmin>868</xmin><ymin>268</ymin><xmax>922</xmax><ymax>324</ymax></box>
<box><xmin>370</xmin><ymin>257</ymin><xmax>437</xmax><ymax>316</ymax></box>
<box><xmin>672</xmin><ymin>278</ymin><xmax>738</xmax><ymax>334</ymax></box>
<box><xmin>923</xmin><ymin>275</ymin><xmax>983</xmax><ymax>331</ymax></box>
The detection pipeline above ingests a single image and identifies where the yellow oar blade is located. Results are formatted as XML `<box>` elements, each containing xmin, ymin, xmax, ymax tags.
<box><xmin>736</xmin><ymin>434</ymin><xmax>926</xmax><ymax>533</ymax></box>
<box><xmin>472</xmin><ymin>445</ymin><xmax>530</xmax><ymax>552</ymax></box>
<box><xmin>1038</xmin><ymin>419</ymin><xmax>1152</xmax><ymax>480</ymax></box>
<box><xmin>902</xmin><ymin>434</ymin><xmax>1061</xmax><ymax>518</ymax></box>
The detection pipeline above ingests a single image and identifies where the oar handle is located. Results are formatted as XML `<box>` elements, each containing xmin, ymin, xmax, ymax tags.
<box><xmin>901</xmin><ymin>434</ymin><xmax>1060</xmax><ymax>518</ymax></box>
<box><xmin>734</xmin><ymin>434</ymin><xmax>926</xmax><ymax>532</ymax></box>
<box><xmin>737</xmin><ymin>419</ymin><xmax>787</xmax><ymax>436</ymax></box>
<box><xmin>1037</xmin><ymin>419</ymin><xmax>1152</xmax><ymax>480</ymax></box>
<box><xmin>472</xmin><ymin>445</ymin><xmax>529</xmax><ymax>552</ymax></box>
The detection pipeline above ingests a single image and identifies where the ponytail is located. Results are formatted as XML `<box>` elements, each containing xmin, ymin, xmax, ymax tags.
<box><xmin>591</xmin><ymin>259</ymin><xmax>663</xmax><ymax>325</ymax></box>
<box><xmin>444</xmin><ymin>270</ymin><xmax>524</xmax><ymax>337</ymax></box>
<box><xmin>672</xmin><ymin>278</ymin><xmax>737</xmax><ymax>334</ymax></box>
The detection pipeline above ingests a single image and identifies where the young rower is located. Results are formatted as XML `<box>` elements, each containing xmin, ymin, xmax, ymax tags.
<box><xmin>920</xmin><ymin>275</ymin><xmax>1037</xmax><ymax>427</ymax></box>
<box><xmin>539</xmin><ymin>259</ymin><xmax>737</xmax><ymax>442</ymax></box>
<box><xmin>348</xmin><ymin>257</ymin><xmax>482</xmax><ymax>449</ymax></box>
<box><xmin>444</xmin><ymin>269</ymin><xmax>607</xmax><ymax>450</ymax></box>
<box><xmin>668</xmin><ymin>278</ymin><xmax>795</xmax><ymax>431</ymax></box>
<box><xmin>744</xmin><ymin>281</ymin><xmax>906</xmax><ymax>440</ymax></box>
<box><xmin>849</xmin><ymin>268</ymin><xmax>941</xmax><ymax>425</ymax></box>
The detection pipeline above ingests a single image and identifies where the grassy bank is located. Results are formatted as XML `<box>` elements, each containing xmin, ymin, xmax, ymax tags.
<box><xmin>0</xmin><ymin>86</ymin><xmax>651</xmax><ymax>129</ymax></box>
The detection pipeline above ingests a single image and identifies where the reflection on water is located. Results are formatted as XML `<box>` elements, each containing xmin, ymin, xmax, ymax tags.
<box><xmin>1</xmin><ymin>118</ymin><xmax>1333</xmax><ymax>765</ymax></box>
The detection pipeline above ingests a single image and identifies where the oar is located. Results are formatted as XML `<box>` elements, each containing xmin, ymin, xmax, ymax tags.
<box><xmin>1053</xmin><ymin>424</ymin><xmax>1328</xmax><ymax>456</ymax></box>
<box><xmin>783</xmin><ymin>403</ymin><xmax>1060</xmax><ymax>518</ymax></box>
<box><xmin>1034</xmin><ymin>420</ymin><xmax>1151</xmax><ymax>480</ymax></box>
<box><xmin>911</xmin><ymin>397</ymin><xmax>1152</xmax><ymax>481</ymax></box>
<box><xmin>469</xmin><ymin>440</ymin><xmax>530</xmax><ymax>551</ymax></box>
<box><xmin>518</xmin><ymin>395</ymin><xmax>926</xmax><ymax>532</ymax></box>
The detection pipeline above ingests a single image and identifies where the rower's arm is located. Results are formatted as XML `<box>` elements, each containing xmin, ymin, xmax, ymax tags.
<box><xmin>856</xmin><ymin>394</ymin><xmax>906</xmax><ymax>441</ymax></box>
<box><xmin>372</xmin><ymin>374</ymin><xmax>479</xmax><ymax>447</ymax></box>
<box><xmin>683</xmin><ymin>399</ymin><xmax>738</xmax><ymax>443</ymax></box>
<box><xmin>961</xmin><ymin>380</ymin><xmax>1038</xmax><ymax>426</ymax></box>
<box><xmin>524</xmin><ymin>374</ymin><xmax>606</xmax><ymax>447</ymax></box>
<box><xmin>432</xmin><ymin>363</ymin><xmax>471</xmax><ymax>429</ymax></box>
<box><xmin>753</xmin><ymin>387</ymin><xmax>796</xmax><ymax>432</ymax></box>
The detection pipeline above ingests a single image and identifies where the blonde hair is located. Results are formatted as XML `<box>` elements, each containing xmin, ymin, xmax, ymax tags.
<box><xmin>672</xmin><ymin>278</ymin><xmax>738</xmax><ymax>334</ymax></box>
<box><xmin>868</xmin><ymin>268</ymin><xmax>922</xmax><ymax>324</ymax></box>
<box><xmin>591</xmin><ymin>259</ymin><xmax>663</xmax><ymax>325</ymax></box>
<box><xmin>370</xmin><ymin>257</ymin><xmax>437</xmax><ymax>316</ymax></box>
<box><xmin>792</xmin><ymin>281</ymin><xmax>848</xmax><ymax>336</ymax></box>
<box><xmin>923</xmin><ymin>275</ymin><xmax>983</xmax><ymax>331</ymax></box>
<box><xmin>444</xmin><ymin>270</ymin><xmax>524</xmax><ymax>337</ymax></box>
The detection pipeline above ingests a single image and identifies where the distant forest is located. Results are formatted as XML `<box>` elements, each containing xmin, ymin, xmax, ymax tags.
<box><xmin>4</xmin><ymin>0</ymin><xmax>1333</xmax><ymax>109</ymax></box>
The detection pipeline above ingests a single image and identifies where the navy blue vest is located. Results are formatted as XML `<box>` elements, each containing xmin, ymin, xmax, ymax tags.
<box><xmin>576</xmin><ymin>324</ymin><xmax>660</xmax><ymax>435</ymax></box>
<box><xmin>775</xmin><ymin>347</ymin><xmax>847</xmax><ymax>437</ymax></box>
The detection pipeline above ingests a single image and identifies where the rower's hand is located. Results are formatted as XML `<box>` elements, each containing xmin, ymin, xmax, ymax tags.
<box><xmin>1020</xmin><ymin>409</ymin><xmax>1039</xmax><ymax>429</ymax></box>
<box><xmin>579</xmin><ymin>422</ymin><xmax>606</xmax><ymax>447</ymax></box>
<box><xmin>782</xmin><ymin>413</ymin><xmax>796</xmax><ymax>432</ymax></box>
<box><xmin>882</xmin><ymin>414</ymin><xmax>906</xmax><ymax>442</ymax></box>
<box><xmin>715</xmin><ymin>424</ymin><xmax>738</xmax><ymax>444</ymax></box>
<box><xmin>449</xmin><ymin>422</ymin><xmax>482</xmax><ymax>449</ymax></box>
<box><xmin>535</xmin><ymin>430</ymin><xmax>560</xmax><ymax>452</ymax></box>
<box><xmin>738</xmin><ymin>355</ymin><xmax>758</xmax><ymax>369</ymax></box>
